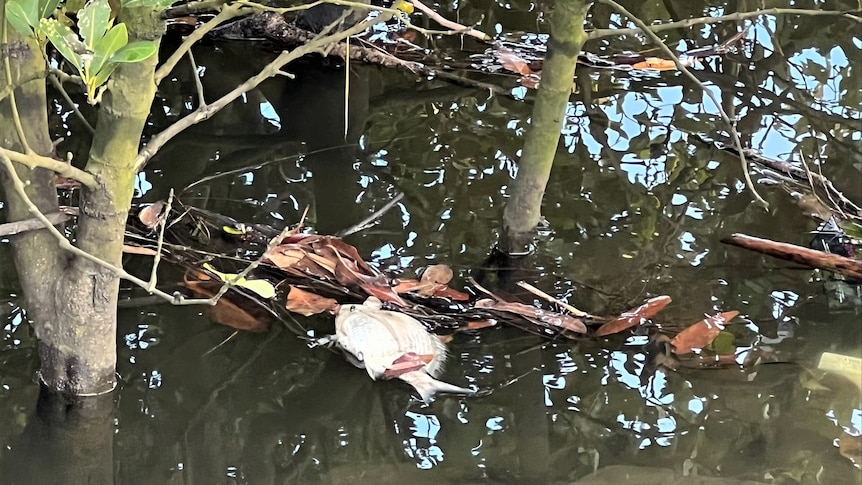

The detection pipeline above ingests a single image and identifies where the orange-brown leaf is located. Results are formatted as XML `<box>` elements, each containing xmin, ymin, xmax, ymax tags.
<box><xmin>123</xmin><ymin>244</ymin><xmax>158</xmax><ymax>256</ymax></box>
<box><xmin>183</xmin><ymin>272</ymin><xmax>272</xmax><ymax>332</ymax></box>
<box><xmin>285</xmin><ymin>286</ymin><xmax>339</xmax><ymax>316</ymax></box>
<box><xmin>463</xmin><ymin>319</ymin><xmax>497</xmax><ymax>330</ymax></box>
<box><xmin>393</xmin><ymin>278</ymin><xmax>422</xmax><ymax>293</ymax></box>
<box><xmin>265</xmin><ymin>244</ymin><xmax>306</xmax><ymax>269</ymax></box>
<box><xmin>839</xmin><ymin>432</ymin><xmax>862</xmax><ymax>468</ymax></box>
<box><xmin>432</xmin><ymin>286</ymin><xmax>470</xmax><ymax>301</ymax></box>
<box><xmin>421</xmin><ymin>264</ymin><xmax>454</xmax><ymax>285</ymax></box>
<box><xmin>671</xmin><ymin>311</ymin><xmax>739</xmax><ymax>355</ymax></box>
<box><xmin>631</xmin><ymin>57</ymin><xmax>677</xmax><ymax>70</ymax></box>
<box><xmin>138</xmin><ymin>201</ymin><xmax>166</xmax><ymax>229</ymax></box>
<box><xmin>594</xmin><ymin>295</ymin><xmax>672</xmax><ymax>337</ymax></box>
<box><xmin>496</xmin><ymin>47</ymin><xmax>533</xmax><ymax>75</ymax></box>
<box><xmin>360</xmin><ymin>282</ymin><xmax>407</xmax><ymax>306</ymax></box>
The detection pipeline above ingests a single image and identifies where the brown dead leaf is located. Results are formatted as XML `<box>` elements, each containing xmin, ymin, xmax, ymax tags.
<box><xmin>183</xmin><ymin>270</ymin><xmax>272</xmax><ymax>332</ymax></box>
<box><xmin>421</xmin><ymin>265</ymin><xmax>453</xmax><ymax>285</ymax></box>
<box><xmin>463</xmin><ymin>319</ymin><xmax>497</xmax><ymax>330</ymax></box>
<box><xmin>285</xmin><ymin>286</ymin><xmax>338</xmax><ymax>316</ymax></box>
<box><xmin>393</xmin><ymin>278</ymin><xmax>422</xmax><ymax>293</ymax></box>
<box><xmin>432</xmin><ymin>286</ymin><xmax>470</xmax><ymax>301</ymax></box>
<box><xmin>138</xmin><ymin>201</ymin><xmax>166</xmax><ymax>229</ymax></box>
<box><xmin>475</xmin><ymin>298</ymin><xmax>587</xmax><ymax>334</ymax></box>
<box><xmin>122</xmin><ymin>244</ymin><xmax>158</xmax><ymax>256</ymax></box>
<box><xmin>594</xmin><ymin>295</ymin><xmax>673</xmax><ymax>337</ymax></box>
<box><xmin>360</xmin><ymin>281</ymin><xmax>407</xmax><ymax>306</ymax></box>
<box><xmin>670</xmin><ymin>311</ymin><xmax>739</xmax><ymax>355</ymax></box>
<box><xmin>265</xmin><ymin>244</ymin><xmax>306</xmax><ymax>269</ymax></box>
<box><xmin>519</xmin><ymin>73</ymin><xmax>541</xmax><ymax>89</ymax></box>
<box><xmin>496</xmin><ymin>46</ymin><xmax>533</xmax><ymax>75</ymax></box>
<box><xmin>54</xmin><ymin>176</ymin><xmax>81</xmax><ymax>190</ymax></box>
<box><xmin>839</xmin><ymin>432</ymin><xmax>862</xmax><ymax>468</ymax></box>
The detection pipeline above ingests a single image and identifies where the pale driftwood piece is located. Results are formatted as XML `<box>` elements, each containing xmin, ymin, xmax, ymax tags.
<box><xmin>722</xmin><ymin>233</ymin><xmax>862</xmax><ymax>280</ymax></box>
<box><xmin>0</xmin><ymin>212</ymin><xmax>70</xmax><ymax>236</ymax></box>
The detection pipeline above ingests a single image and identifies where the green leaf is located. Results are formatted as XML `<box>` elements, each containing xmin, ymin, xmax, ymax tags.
<box><xmin>87</xmin><ymin>62</ymin><xmax>117</xmax><ymax>102</ymax></box>
<box><xmin>708</xmin><ymin>330</ymin><xmax>736</xmax><ymax>356</ymax></box>
<box><xmin>110</xmin><ymin>40</ymin><xmax>158</xmax><ymax>63</ymax></box>
<box><xmin>78</xmin><ymin>0</ymin><xmax>112</xmax><ymax>50</ymax></box>
<box><xmin>38</xmin><ymin>0</ymin><xmax>62</xmax><ymax>19</ymax></box>
<box><xmin>90</xmin><ymin>23</ymin><xmax>128</xmax><ymax>76</ymax></box>
<box><xmin>38</xmin><ymin>19</ymin><xmax>85</xmax><ymax>72</ymax></box>
<box><xmin>202</xmin><ymin>263</ymin><xmax>277</xmax><ymax>299</ymax></box>
<box><xmin>5</xmin><ymin>0</ymin><xmax>39</xmax><ymax>35</ymax></box>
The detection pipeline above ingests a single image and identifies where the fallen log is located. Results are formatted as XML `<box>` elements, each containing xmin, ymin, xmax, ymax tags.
<box><xmin>721</xmin><ymin>233</ymin><xmax>862</xmax><ymax>280</ymax></box>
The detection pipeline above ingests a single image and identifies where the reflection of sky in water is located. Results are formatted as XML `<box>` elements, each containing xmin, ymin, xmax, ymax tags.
<box><xmin>403</xmin><ymin>411</ymin><xmax>444</xmax><ymax>469</ymax></box>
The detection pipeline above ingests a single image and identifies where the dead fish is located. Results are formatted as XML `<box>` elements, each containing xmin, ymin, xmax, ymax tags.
<box><xmin>333</xmin><ymin>297</ymin><xmax>473</xmax><ymax>403</ymax></box>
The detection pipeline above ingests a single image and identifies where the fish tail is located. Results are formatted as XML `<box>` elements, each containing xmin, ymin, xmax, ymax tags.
<box><xmin>400</xmin><ymin>371</ymin><xmax>474</xmax><ymax>404</ymax></box>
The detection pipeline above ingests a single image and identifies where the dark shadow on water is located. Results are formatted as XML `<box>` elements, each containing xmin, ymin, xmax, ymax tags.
<box><xmin>2</xmin><ymin>386</ymin><xmax>114</xmax><ymax>485</ymax></box>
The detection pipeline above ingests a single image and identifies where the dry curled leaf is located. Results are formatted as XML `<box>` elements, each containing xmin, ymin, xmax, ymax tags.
<box><xmin>496</xmin><ymin>46</ymin><xmax>533</xmax><ymax>75</ymax></box>
<box><xmin>285</xmin><ymin>286</ymin><xmax>338</xmax><ymax>316</ymax></box>
<box><xmin>421</xmin><ymin>264</ymin><xmax>453</xmax><ymax>285</ymax></box>
<box><xmin>183</xmin><ymin>270</ymin><xmax>272</xmax><ymax>332</ymax></box>
<box><xmin>594</xmin><ymin>295</ymin><xmax>672</xmax><ymax>337</ymax></box>
<box><xmin>138</xmin><ymin>201</ymin><xmax>166</xmax><ymax>229</ymax></box>
<box><xmin>671</xmin><ymin>311</ymin><xmax>739</xmax><ymax>355</ymax></box>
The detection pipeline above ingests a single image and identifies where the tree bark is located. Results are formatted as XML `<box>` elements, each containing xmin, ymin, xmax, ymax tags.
<box><xmin>1</xmin><ymin>8</ymin><xmax>163</xmax><ymax>395</ymax></box>
<box><xmin>502</xmin><ymin>1</ymin><xmax>592</xmax><ymax>253</ymax></box>
<box><xmin>0</xmin><ymin>34</ymin><xmax>66</xmax><ymax>386</ymax></box>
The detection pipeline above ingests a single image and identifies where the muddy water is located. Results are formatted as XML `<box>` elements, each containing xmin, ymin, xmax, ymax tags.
<box><xmin>1</xmin><ymin>1</ymin><xmax>861</xmax><ymax>483</ymax></box>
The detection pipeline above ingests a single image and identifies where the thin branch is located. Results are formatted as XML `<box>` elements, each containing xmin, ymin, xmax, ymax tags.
<box><xmin>136</xmin><ymin>11</ymin><xmax>395</xmax><ymax>172</ymax></box>
<box><xmin>516</xmin><ymin>281</ymin><xmax>603</xmax><ymax>320</ymax></box>
<box><xmin>48</xmin><ymin>73</ymin><xmax>95</xmax><ymax>135</ymax></box>
<box><xmin>587</xmin><ymin>7</ymin><xmax>862</xmax><ymax>40</ymax></box>
<box><xmin>408</xmin><ymin>0</ymin><xmax>491</xmax><ymax>41</ymax></box>
<box><xmin>186</xmin><ymin>50</ymin><xmax>206</xmax><ymax>107</ymax></box>
<box><xmin>336</xmin><ymin>192</ymin><xmax>405</xmax><ymax>237</ymax></box>
<box><xmin>147</xmin><ymin>189</ymin><xmax>174</xmax><ymax>292</ymax></box>
<box><xmin>0</xmin><ymin>151</ymin><xmax>257</xmax><ymax>307</ymax></box>
<box><xmin>597</xmin><ymin>0</ymin><xmax>768</xmax><ymax>208</ymax></box>
<box><xmin>155</xmin><ymin>2</ymin><xmax>250</xmax><ymax>84</ymax></box>
<box><xmin>0</xmin><ymin>212</ymin><xmax>70</xmax><ymax>237</ymax></box>
<box><xmin>237</xmin><ymin>0</ymin><xmax>399</xmax><ymax>15</ymax></box>
<box><xmin>0</xmin><ymin>147</ymin><xmax>99</xmax><ymax>189</ymax></box>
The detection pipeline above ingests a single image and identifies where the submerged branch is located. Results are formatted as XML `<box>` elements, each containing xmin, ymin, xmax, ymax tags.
<box><xmin>597</xmin><ymin>0</ymin><xmax>768</xmax><ymax>208</ymax></box>
<box><xmin>587</xmin><ymin>7</ymin><xmax>862</xmax><ymax>40</ymax></box>
<box><xmin>722</xmin><ymin>233</ymin><xmax>862</xmax><ymax>280</ymax></box>
<box><xmin>137</xmin><ymin>11</ymin><xmax>394</xmax><ymax>172</ymax></box>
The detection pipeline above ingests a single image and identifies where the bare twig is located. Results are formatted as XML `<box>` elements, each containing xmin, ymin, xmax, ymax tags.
<box><xmin>155</xmin><ymin>2</ymin><xmax>250</xmax><ymax>84</ymax></box>
<box><xmin>137</xmin><ymin>11</ymin><xmax>395</xmax><ymax>172</ymax></box>
<box><xmin>48</xmin><ymin>73</ymin><xmax>95</xmax><ymax>135</ymax></box>
<box><xmin>147</xmin><ymin>189</ymin><xmax>174</xmax><ymax>292</ymax></box>
<box><xmin>597</xmin><ymin>0</ymin><xmax>768</xmax><ymax>208</ymax></box>
<box><xmin>187</xmin><ymin>50</ymin><xmax>206</xmax><ymax>107</ymax></box>
<box><xmin>0</xmin><ymin>212</ymin><xmax>70</xmax><ymax>236</ymax></box>
<box><xmin>0</xmin><ymin>151</ymin><xmax>294</xmax><ymax>308</ymax></box>
<box><xmin>516</xmin><ymin>281</ymin><xmax>603</xmax><ymax>320</ymax></box>
<box><xmin>336</xmin><ymin>192</ymin><xmax>405</xmax><ymax>237</ymax></box>
<box><xmin>587</xmin><ymin>7</ymin><xmax>861</xmax><ymax>40</ymax></box>
<box><xmin>408</xmin><ymin>0</ymin><xmax>491</xmax><ymax>41</ymax></box>
<box><xmin>0</xmin><ymin>147</ymin><xmax>99</xmax><ymax>189</ymax></box>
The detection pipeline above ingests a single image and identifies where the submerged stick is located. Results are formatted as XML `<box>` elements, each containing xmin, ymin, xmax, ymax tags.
<box><xmin>721</xmin><ymin>233</ymin><xmax>862</xmax><ymax>280</ymax></box>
